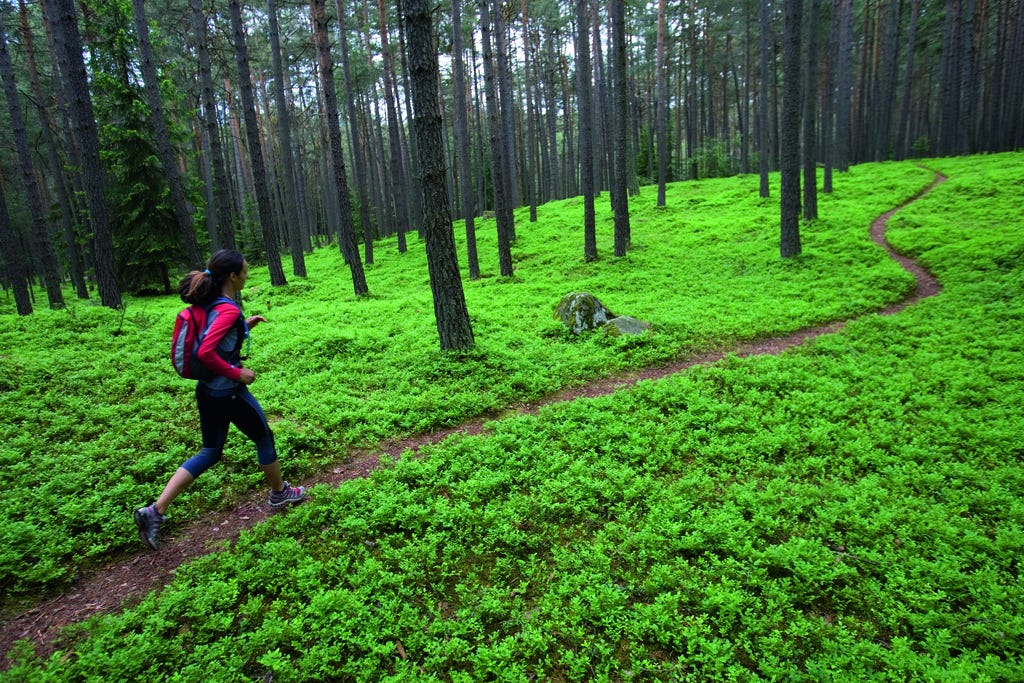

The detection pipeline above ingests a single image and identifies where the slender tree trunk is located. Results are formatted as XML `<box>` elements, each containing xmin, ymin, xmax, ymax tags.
<box><xmin>520</xmin><ymin>0</ymin><xmax>537</xmax><ymax>222</ymax></box>
<box><xmin>131</xmin><ymin>0</ymin><xmax>203</xmax><ymax>269</ymax></box>
<box><xmin>758</xmin><ymin>0</ymin><xmax>770</xmax><ymax>196</ymax></box>
<box><xmin>403</xmin><ymin>0</ymin><xmax>474</xmax><ymax>351</ymax></box>
<box><xmin>335</xmin><ymin>2</ymin><xmax>375</xmax><ymax>265</ymax></box>
<box><xmin>0</xmin><ymin>173</ymin><xmax>32</xmax><ymax>314</ymax></box>
<box><xmin>577</xmin><ymin>0</ymin><xmax>597</xmax><ymax>262</ymax></box>
<box><xmin>452</xmin><ymin>0</ymin><xmax>479</xmax><ymax>279</ymax></box>
<box><xmin>610</xmin><ymin>0</ymin><xmax>630</xmax><ymax>256</ymax></box>
<box><xmin>655</xmin><ymin>0</ymin><xmax>668</xmax><ymax>207</ymax></box>
<box><xmin>780</xmin><ymin>0</ymin><xmax>803</xmax><ymax>257</ymax></box>
<box><xmin>0</xmin><ymin>11</ymin><xmax>64</xmax><ymax>308</ymax></box>
<box><xmin>895</xmin><ymin>0</ymin><xmax>920</xmax><ymax>160</ymax></box>
<box><xmin>191</xmin><ymin>0</ymin><xmax>235</xmax><ymax>251</ymax></box>
<box><xmin>18</xmin><ymin>0</ymin><xmax>87</xmax><ymax>299</ymax></box>
<box><xmin>493</xmin><ymin>0</ymin><xmax>519</xmax><ymax>214</ymax></box>
<box><xmin>228</xmin><ymin>0</ymin><xmax>286</xmax><ymax>285</ymax></box>
<box><xmin>267</xmin><ymin>0</ymin><xmax>307</xmax><ymax>277</ymax></box>
<box><xmin>802</xmin><ymin>0</ymin><xmax>819</xmax><ymax>220</ymax></box>
<box><xmin>834</xmin><ymin>0</ymin><xmax>853</xmax><ymax>171</ymax></box>
<box><xmin>45</xmin><ymin>0</ymin><xmax>121</xmax><ymax>307</ymax></box>
<box><xmin>378</xmin><ymin>0</ymin><xmax>411</xmax><ymax>249</ymax></box>
<box><xmin>311</xmin><ymin>0</ymin><xmax>368</xmax><ymax>295</ymax></box>
<box><xmin>480</xmin><ymin>0</ymin><xmax>513</xmax><ymax>277</ymax></box>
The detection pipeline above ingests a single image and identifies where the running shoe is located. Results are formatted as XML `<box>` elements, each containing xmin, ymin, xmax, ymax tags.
<box><xmin>269</xmin><ymin>482</ymin><xmax>306</xmax><ymax>508</ymax></box>
<box><xmin>134</xmin><ymin>504</ymin><xmax>166</xmax><ymax>550</ymax></box>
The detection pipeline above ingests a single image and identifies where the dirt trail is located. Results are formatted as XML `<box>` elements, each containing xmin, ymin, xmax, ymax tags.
<box><xmin>0</xmin><ymin>174</ymin><xmax>945</xmax><ymax>668</ymax></box>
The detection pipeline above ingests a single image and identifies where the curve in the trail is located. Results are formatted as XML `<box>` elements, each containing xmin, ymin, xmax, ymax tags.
<box><xmin>0</xmin><ymin>173</ymin><xmax>945</xmax><ymax>669</ymax></box>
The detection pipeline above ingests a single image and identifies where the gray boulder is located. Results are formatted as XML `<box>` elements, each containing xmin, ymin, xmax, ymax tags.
<box><xmin>604</xmin><ymin>316</ymin><xmax>651</xmax><ymax>336</ymax></box>
<box><xmin>554</xmin><ymin>292</ymin><xmax>615</xmax><ymax>334</ymax></box>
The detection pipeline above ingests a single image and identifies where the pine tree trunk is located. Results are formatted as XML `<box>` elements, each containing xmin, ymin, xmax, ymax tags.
<box><xmin>335</xmin><ymin>3</ymin><xmax>375</xmax><ymax>265</ymax></box>
<box><xmin>0</xmin><ymin>11</ymin><xmax>64</xmax><ymax>308</ymax></box>
<box><xmin>802</xmin><ymin>0</ymin><xmax>818</xmax><ymax>220</ymax></box>
<box><xmin>229</xmin><ymin>0</ymin><xmax>286</xmax><ymax>286</ymax></box>
<box><xmin>758</xmin><ymin>0</ymin><xmax>770</xmax><ymax>196</ymax></box>
<box><xmin>655</xmin><ymin>0</ymin><xmax>668</xmax><ymax>207</ymax></box>
<box><xmin>267</xmin><ymin>0</ymin><xmax>307</xmax><ymax>277</ymax></box>
<box><xmin>780</xmin><ymin>0</ymin><xmax>803</xmax><ymax>258</ymax></box>
<box><xmin>480</xmin><ymin>0</ymin><xmax>513</xmax><ymax>277</ymax></box>
<box><xmin>311</xmin><ymin>0</ymin><xmax>368</xmax><ymax>295</ymax></box>
<box><xmin>17</xmin><ymin>0</ymin><xmax>87</xmax><ymax>299</ymax></box>
<box><xmin>577</xmin><ymin>0</ymin><xmax>597</xmax><ymax>262</ymax></box>
<box><xmin>403</xmin><ymin>0</ymin><xmax>475</xmax><ymax>351</ymax></box>
<box><xmin>452</xmin><ymin>0</ymin><xmax>480</xmax><ymax>279</ymax></box>
<box><xmin>378</xmin><ymin>0</ymin><xmax>411</xmax><ymax>248</ymax></box>
<box><xmin>834</xmin><ymin>0</ymin><xmax>853</xmax><ymax>171</ymax></box>
<box><xmin>45</xmin><ymin>0</ymin><xmax>121</xmax><ymax>308</ymax></box>
<box><xmin>0</xmin><ymin>178</ymin><xmax>32</xmax><ymax>314</ymax></box>
<box><xmin>610</xmin><ymin>0</ymin><xmax>630</xmax><ymax>257</ymax></box>
<box><xmin>191</xmin><ymin>0</ymin><xmax>235</xmax><ymax>252</ymax></box>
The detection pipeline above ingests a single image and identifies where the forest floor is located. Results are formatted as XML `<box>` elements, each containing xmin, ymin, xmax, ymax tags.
<box><xmin>0</xmin><ymin>175</ymin><xmax>944</xmax><ymax>668</ymax></box>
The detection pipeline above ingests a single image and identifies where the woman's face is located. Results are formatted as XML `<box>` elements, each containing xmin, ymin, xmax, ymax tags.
<box><xmin>228</xmin><ymin>260</ymin><xmax>250</xmax><ymax>293</ymax></box>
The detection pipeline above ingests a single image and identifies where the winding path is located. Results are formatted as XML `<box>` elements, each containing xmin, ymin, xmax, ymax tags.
<box><xmin>0</xmin><ymin>174</ymin><xmax>945</xmax><ymax>668</ymax></box>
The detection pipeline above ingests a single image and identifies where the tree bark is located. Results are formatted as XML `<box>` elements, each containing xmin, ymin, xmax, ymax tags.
<box><xmin>655</xmin><ymin>0</ymin><xmax>668</xmax><ymax>207</ymax></box>
<box><xmin>267</xmin><ymin>0</ymin><xmax>307</xmax><ymax>277</ymax></box>
<box><xmin>480</xmin><ymin>0</ymin><xmax>513</xmax><ymax>277</ymax></box>
<box><xmin>780</xmin><ymin>0</ymin><xmax>803</xmax><ymax>258</ymax></box>
<box><xmin>45</xmin><ymin>0</ymin><xmax>121</xmax><ymax>308</ymax></box>
<box><xmin>311</xmin><ymin>0</ymin><xmax>368</xmax><ymax>295</ymax></box>
<box><xmin>577</xmin><ymin>0</ymin><xmax>597</xmax><ymax>262</ymax></box>
<box><xmin>0</xmin><ymin>10</ymin><xmax>64</xmax><ymax>308</ymax></box>
<box><xmin>802</xmin><ymin>0</ymin><xmax>818</xmax><ymax>220</ymax></box>
<box><xmin>452</xmin><ymin>0</ymin><xmax>480</xmax><ymax>279</ymax></box>
<box><xmin>335</xmin><ymin>2</ymin><xmax>375</xmax><ymax>265</ymax></box>
<box><xmin>0</xmin><ymin>173</ymin><xmax>32</xmax><ymax>315</ymax></box>
<box><xmin>403</xmin><ymin>0</ymin><xmax>474</xmax><ymax>351</ymax></box>
<box><xmin>758</xmin><ymin>0</ymin><xmax>770</xmax><ymax>196</ymax></box>
<box><xmin>190</xmin><ymin>0</ymin><xmax>235</xmax><ymax>252</ymax></box>
<box><xmin>228</xmin><ymin>0</ymin><xmax>287</xmax><ymax>286</ymax></box>
<box><xmin>610</xmin><ymin>0</ymin><xmax>630</xmax><ymax>257</ymax></box>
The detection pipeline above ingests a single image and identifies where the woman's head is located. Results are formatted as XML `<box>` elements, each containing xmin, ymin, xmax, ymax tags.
<box><xmin>178</xmin><ymin>250</ymin><xmax>248</xmax><ymax>304</ymax></box>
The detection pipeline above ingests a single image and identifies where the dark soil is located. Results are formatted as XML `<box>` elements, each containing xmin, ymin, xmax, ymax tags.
<box><xmin>0</xmin><ymin>175</ymin><xmax>944</xmax><ymax>669</ymax></box>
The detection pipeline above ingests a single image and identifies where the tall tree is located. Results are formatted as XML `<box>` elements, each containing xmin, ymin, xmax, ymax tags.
<box><xmin>0</xmin><ymin>9</ymin><xmax>64</xmax><ymax>308</ymax></box>
<box><xmin>894</xmin><ymin>0</ymin><xmax>920</xmax><ymax>160</ymax></box>
<box><xmin>17</xmin><ymin>0</ymin><xmax>87</xmax><ymax>299</ymax></box>
<box><xmin>655</xmin><ymin>0</ymin><xmax>669</xmax><ymax>207</ymax></box>
<box><xmin>131</xmin><ymin>0</ymin><xmax>203</xmax><ymax>269</ymax></box>
<box><xmin>335</xmin><ymin>1</ymin><xmax>375</xmax><ymax>265</ymax></box>
<box><xmin>610</xmin><ymin>0</ymin><xmax>630</xmax><ymax>257</ymax></box>
<box><xmin>228</xmin><ymin>0</ymin><xmax>286</xmax><ymax>286</ymax></box>
<box><xmin>378</xmin><ymin>0</ymin><xmax>411</xmax><ymax>249</ymax></box>
<box><xmin>451</xmin><ymin>0</ymin><xmax>479</xmax><ymax>279</ymax></box>
<box><xmin>480</xmin><ymin>0</ymin><xmax>513</xmax><ymax>277</ymax></box>
<box><xmin>780</xmin><ymin>0</ymin><xmax>802</xmax><ymax>257</ymax></box>
<box><xmin>45</xmin><ymin>0</ymin><xmax>121</xmax><ymax>308</ymax></box>
<box><xmin>801</xmin><ymin>0</ymin><xmax>818</xmax><ymax>220</ymax></box>
<box><xmin>577</xmin><ymin>0</ymin><xmax>597</xmax><ymax>262</ymax></box>
<box><xmin>267</xmin><ymin>0</ymin><xmax>307</xmax><ymax>277</ymax></box>
<box><xmin>190</xmin><ymin>0</ymin><xmax>235</xmax><ymax>251</ymax></box>
<box><xmin>833</xmin><ymin>0</ymin><xmax>853</xmax><ymax>172</ymax></box>
<box><xmin>403</xmin><ymin>0</ymin><xmax>475</xmax><ymax>351</ymax></box>
<box><xmin>758</xmin><ymin>0</ymin><xmax>770</xmax><ymax>197</ymax></box>
<box><xmin>311</xmin><ymin>0</ymin><xmax>368</xmax><ymax>295</ymax></box>
<box><xmin>0</xmin><ymin>172</ymin><xmax>32</xmax><ymax>315</ymax></box>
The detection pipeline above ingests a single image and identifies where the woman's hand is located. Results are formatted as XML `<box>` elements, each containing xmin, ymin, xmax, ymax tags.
<box><xmin>238</xmin><ymin>368</ymin><xmax>256</xmax><ymax>384</ymax></box>
<box><xmin>246</xmin><ymin>315</ymin><xmax>267</xmax><ymax>329</ymax></box>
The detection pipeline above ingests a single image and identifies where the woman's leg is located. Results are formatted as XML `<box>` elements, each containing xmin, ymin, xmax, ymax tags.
<box><xmin>227</xmin><ymin>387</ymin><xmax>304</xmax><ymax>503</ymax></box>
<box><xmin>158</xmin><ymin>388</ymin><xmax>230</xmax><ymax>513</ymax></box>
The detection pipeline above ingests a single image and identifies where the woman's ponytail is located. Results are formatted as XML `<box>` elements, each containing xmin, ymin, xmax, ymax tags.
<box><xmin>178</xmin><ymin>250</ymin><xmax>245</xmax><ymax>305</ymax></box>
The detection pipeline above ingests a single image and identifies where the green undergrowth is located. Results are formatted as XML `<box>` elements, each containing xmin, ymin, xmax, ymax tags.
<box><xmin>2</xmin><ymin>154</ymin><xmax>1023</xmax><ymax>679</ymax></box>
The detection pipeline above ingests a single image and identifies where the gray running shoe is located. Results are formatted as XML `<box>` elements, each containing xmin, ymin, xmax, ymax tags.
<box><xmin>134</xmin><ymin>504</ymin><xmax>165</xmax><ymax>550</ymax></box>
<box><xmin>269</xmin><ymin>482</ymin><xmax>306</xmax><ymax>508</ymax></box>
